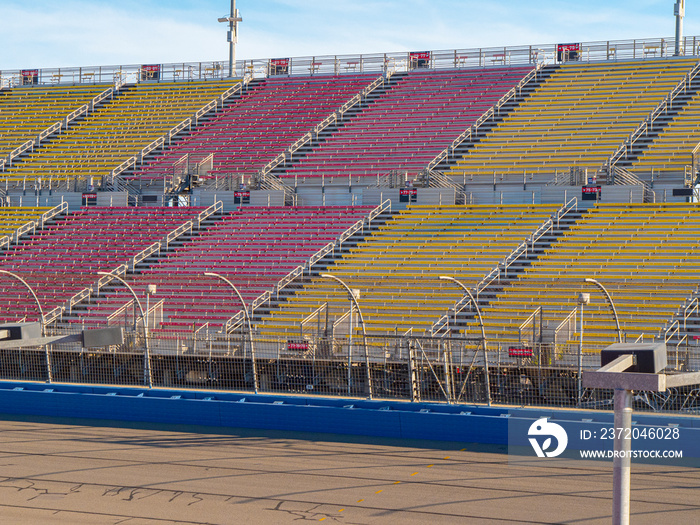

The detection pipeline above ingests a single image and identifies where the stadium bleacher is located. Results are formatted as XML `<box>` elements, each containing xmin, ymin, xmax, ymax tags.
<box><xmin>631</xmin><ymin>90</ymin><xmax>700</xmax><ymax>174</ymax></box>
<box><xmin>0</xmin><ymin>84</ymin><xmax>110</xmax><ymax>157</ymax></box>
<box><xmin>0</xmin><ymin>41</ymin><xmax>698</xmax><ymax>392</ymax></box>
<box><xmin>447</xmin><ymin>59</ymin><xmax>698</xmax><ymax>181</ymax></box>
<box><xmin>2</xmin><ymin>80</ymin><xmax>239</xmax><ymax>184</ymax></box>
<box><xmin>280</xmin><ymin>67</ymin><xmax>534</xmax><ymax>179</ymax></box>
<box><xmin>259</xmin><ymin>204</ymin><xmax>561</xmax><ymax>337</ymax></box>
<box><xmin>0</xmin><ymin>207</ymin><xmax>203</xmax><ymax>323</ymax></box>
<box><xmin>468</xmin><ymin>203</ymin><xmax>700</xmax><ymax>352</ymax></box>
<box><xmin>133</xmin><ymin>75</ymin><xmax>379</xmax><ymax>182</ymax></box>
<box><xmin>76</xmin><ymin>205</ymin><xmax>375</xmax><ymax>333</ymax></box>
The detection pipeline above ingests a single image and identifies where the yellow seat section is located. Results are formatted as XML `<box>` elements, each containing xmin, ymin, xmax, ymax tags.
<box><xmin>446</xmin><ymin>59</ymin><xmax>697</xmax><ymax>178</ymax></box>
<box><xmin>632</xmin><ymin>90</ymin><xmax>700</xmax><ymax>173</ymax></box>
<box><xmin>0</xmin><ymin>84</ymin><xmax>109</xmax><ymax>157</ymax></box>
<box><xmin>465</xmin><ymin>203</ymin><xmax>700</xmax><ymax>352</ymax></box>
<box><xmin>0</xmin><ymin>207</ymin><xmax>53</xmax><ymax>240</ymax></box>
<box><xmin>3</xmin><ymin>80</ymin><xmax>240</xmax><ymax>184</ymax></box>
<box><xmin>258</xmin><ymin>204</ymin><xmax>560</xmax><ymax>339</ymax></box>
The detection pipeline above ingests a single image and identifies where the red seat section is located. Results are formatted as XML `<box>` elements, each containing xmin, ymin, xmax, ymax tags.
<box><xmin>282</xmin><ymin>67</ymin><xmax>533</xmax><ymax>178</ymax></box>
<box><xmin>82</xmin><ymin>205</ymin><xmax>375</xmax><ymax>333</ymax></box>
<box><xmin>133</xmin><ymin>75</ymin><xmax>378</xmax><ymax>182</ymax></box>
<box><xmin>0</xmin><ymin>206</ymin><xmax>204</xmax><ymax>324</ymax></box>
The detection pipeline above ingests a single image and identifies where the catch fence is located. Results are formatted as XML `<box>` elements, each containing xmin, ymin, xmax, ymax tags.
<box><xmin>3</xmin><ymin>331</ymin><xmax>699</xmax><ymax>414</ymax></box>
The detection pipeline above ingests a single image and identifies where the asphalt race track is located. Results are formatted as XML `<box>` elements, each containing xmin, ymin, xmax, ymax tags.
<box><xmin>0</xmin><ymin>417</ymin><xmax>698</xmax><ymax>524</ymax></box>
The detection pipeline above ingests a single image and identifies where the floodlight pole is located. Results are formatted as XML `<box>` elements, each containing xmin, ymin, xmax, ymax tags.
<box><xmin>675</xmin><ymin>0</ymin><xmax>686</xmax><ymax>56</ymax></box>
<box><xmin>439</xmin><ymin>275</ymin><xmax>491</xmax><ymax>406</ymax></box>
<box><xmin>321</xmin><ymin>273</ymin><xmax>372</xmax><ymax>399</ymax></box>
<box><xmin>205</xmin><ymin>272</ymin><xmax>258</xmax><ymax>393</ymax></box>
<box><xmin>584</xmin><ymin>278</ymin><xmax>622</xmax><ymax>343</ymax></box>
<box><xmin>0</xmin><ymin>270</ymin><xmax>51</xmax><ymax>382</ymax></box>
<box><xmin>218</xmin><ymin>0</ymin><xmax>242</xmax><ymax>78</ymax></box>
<box><xmin>97</xmin><ymin>272</ymin><xmax>152</xmax><ymax>388</ymax></box>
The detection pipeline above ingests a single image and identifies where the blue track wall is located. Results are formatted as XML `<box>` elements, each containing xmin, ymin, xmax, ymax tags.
<box><xmin>0</xmin><ymin>381</ymin><xmax>698</xmax><ymax>462</ymax></box>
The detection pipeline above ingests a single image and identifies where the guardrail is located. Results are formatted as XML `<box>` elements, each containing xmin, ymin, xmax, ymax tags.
<box><xmin>308</xmin><ymin>243</ymin><xmax>335</xmax><ymax>268</ymax></box>
<box><xmin>7</xmin><ymin>140</ymin><xmax>33</xmax><ymax>167</ymax></box>
<box><xmin>164</xmin><ymin>221</ymin><xmax>193</xmax><ymax>248</ymax></box>
<box><xmin>39</xmin><ymin>201</ymin><xmax>68</xmax><ymax>228</ymax></box>
<box><xmin>68</xmin><ymin>287</ymin><xmax>93</xmax><ymax>314</ymax></box>
<box><xmin>43</xmin><ymin>306</ymin><xmax>65</xmax><ymax>327</ymax></box>
<box><xmin>196</xmin><ymin>200</ymin><xmax>223</xmax><ymax>228</ymax></box>
<box><xmin>554</xmin><ymin>307</ymin><xmax>578</xmax><ymax>359</ymax></box>
<box><xmin>275</xmin><ymin>266</ymin><xmax>305</xmax><ymax>298</ymax></box>
<box><xmin>130</xmin><ymin>242</ymin><xmax>161</xmax><ymax>271</ymax></box>
<box><xmin>108</xmin><ymin>299</ymin><xmax>135</xmax><ymax>327</ymax></box>
<box><xmin>337</xmin><ymin>220</ymin><xmax>363</xmax><ymax>249</ymax></box>
<box><xmin>518</xmin><ymin>306</ymin><xmax>543</xmax><ymax>347</ymax></box>
<box><xmin>0</xmin><ymin>236</ymin><xmax>10</xmax><ymax>250</ymax></box>
<box><xmin>224</xmin><ymin>290</ymin><xmax>272</xmax><ymax>333</ymax></box>
<box><xmin>96</xmin><ymin>264</ymin><xmax>128</xmax><ymax>292</ymax></box>
<box><xmin>3</xmin><ymin>35</ymin><xmax>699</xmax><ymax>87</ymax></box>
<box><xmin>368</xmin><ymin>198</ymin><xmax>391</xmax><ymax>227</ymax></box>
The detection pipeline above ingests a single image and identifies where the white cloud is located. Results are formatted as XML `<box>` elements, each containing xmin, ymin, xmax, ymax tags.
<box><xmin>0</xmin><ymin>0</ymin><xmax>694</xmax><ymax>70</ymax></box>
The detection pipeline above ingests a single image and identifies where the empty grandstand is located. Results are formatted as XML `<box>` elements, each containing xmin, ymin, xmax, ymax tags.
<box><xmin>0</xmin><ymin>35</ymin><xmax>699</xmax><ymax>411</ymax></box>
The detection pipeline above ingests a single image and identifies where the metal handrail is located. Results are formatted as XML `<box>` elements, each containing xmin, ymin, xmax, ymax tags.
<box><xmin>7</xmin><ymin>35</ymin><xmax>696</xmax><ymax>87</ymax></box>
<box><xmin>130</xmin><ymin>242</ymin><xmax>161</xmax><ymax>270</ymax></box>
<box><xmin>43</xmin><ymin>306</ymin><xmax>65</xmax><ymax>326</ymax></box>
<box><xmin>196</xmin><ymin>200</ymin><xmax>223</xmax><ymax>228</ymax></box>
<box><xmin>108</xmin><ymin>299</ymin><xmax>135</xmax><ymax>326</ymax></box>
<box><xmin>337</xmin><ymin>220</ymin><xmax>363</xmax><ymax>248</ymax></box>
<box><xmin>518</xmin><ymin>306</ymin><xmax>542</xmax><ymax>346</ymax></box>
<box><xmin>554</xmin><ymin>306</ymin><xmax>578</xmax><ymax>345</ymax></box>
<box><xmin>276</xmin><ymin>265</ymin><xmax>305</xmax><ymax>297</ymax></box>
<box><xmin>308</xmin><ymin>243</ymin><xmax>335</xmax><ymax>268</ymax></box>
<box><xmin>165</xmin><ymin>221</ymin><xmax>193</xmax><ymax>248</ymax></box>
<box><xmin>7</xmin><ymin>140</ymin><xmax>33</xmax><ymax>166</ymax></box>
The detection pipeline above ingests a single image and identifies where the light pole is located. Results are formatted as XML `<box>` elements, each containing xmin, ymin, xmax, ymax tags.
<box><xmin>577</xmin><ymin>291</ymin><xmax>590</xmax><ymax>405</ymax></box>
<box><xmin>97</xmin><ymin>272</ymin><xmax>152</xmax><ymax>388</ymax></box>
<box><xmin>0</xmin><ymin>269</ymin><xmax>51</xmax><ymax>382</ymax></box>
<box><xmin>218</xmin><ymin>0</ymin><xmax>243</xmax><ymax>78</ymax></box>
<box><xmin>204</xmin><ymin>272</ymin><xmax>258</xmax><ymax>393</ymax></box>
<box><xmin>439</xmin><ymin>275</ymin><xmax>491</xmax><ymax>406</ymax></box>
<box><xmin>321</xmin><ymin>273</ymin><xmax>372</xmax><ymax>399</ymax></box>
<box><xmin>584</xmin><ymin>278</ymin><xmax>622</xmax><ymax>343</ymax></box>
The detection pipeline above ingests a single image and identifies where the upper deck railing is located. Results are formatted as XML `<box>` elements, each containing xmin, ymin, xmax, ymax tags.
<box><xmin>2</xmin><ymin>35</ymin><xmax>699</xmax><ymax>88</ymax></box>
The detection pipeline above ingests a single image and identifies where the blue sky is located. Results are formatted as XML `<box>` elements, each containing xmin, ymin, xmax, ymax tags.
<box><xmin>0</xmin><ymin>0</ymin><xmax>694</xmax><ymax>69</ymax></box>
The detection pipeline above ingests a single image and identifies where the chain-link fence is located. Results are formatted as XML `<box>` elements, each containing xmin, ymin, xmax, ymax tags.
<box><xmin>4</xmin><ymin>330</ymin><xmax>700</xmax><ymax>414</ymax></box>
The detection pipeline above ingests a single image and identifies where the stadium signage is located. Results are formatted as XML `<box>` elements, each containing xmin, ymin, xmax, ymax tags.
<box><xmin>287</xmin><ymin>340</ymin><xmax>309</xmax><ymax>351</ymax></box>
<box><xmin>81</xmin><ymin>193</ymin><xmax>97</xmax><ymax>206</ymax></box>
<box><xmin>399</xmin><ymin>188</ymin><xmax>418</xmax><ymax>203</ymax></box>
<box><xmin>234</xmin><ymin>190</ymin><xmax>250</xmax><ymax>204</ymax></box>
<box><xmin>508</xmin><ymin>347</ymin><xmax>534</xmax><ymax>358</ymax></box>
<box><xmin>409</xmin><ymin>51</ymin><xmax>431</xmax><ymax>69</ymax></box>
<box><xmin>21</xmin><ymin>69</ymin><xmax>38</xmax><ymax>85</ymax></box>
<box><xmin>140</xmin><ymin>64</ymin><xmax>161</xmax><ymax>81</ymax></box>
<box><xmin>581</xmin><ymin>185</ymin><xmax>601</xmax><ymax>201</ymax></box>
<box><xmin>557</xmin><ymin>43</ymin><xmax>581</xmax><ymax>62</ymax></box>
<box><xmin>269</xmin><ymin>58</ymin><xmax>290</xmax><ymax>75</ymax></box>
